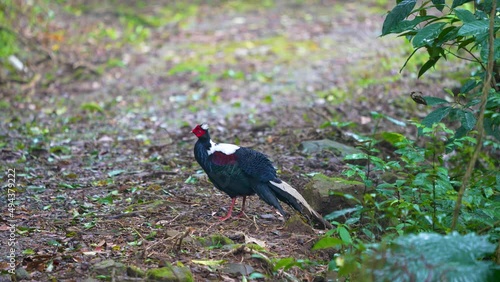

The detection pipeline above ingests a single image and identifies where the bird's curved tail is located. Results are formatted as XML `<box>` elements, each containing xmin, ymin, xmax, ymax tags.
<box><xmin>268</xmin><ymin>180</ymin><xmax>333</xmax><ymax>229</ymax></box>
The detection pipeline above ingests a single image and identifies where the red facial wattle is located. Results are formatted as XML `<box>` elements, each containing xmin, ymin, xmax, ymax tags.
<box><xmin>192</xmin><ymin>125</ymin><xmax>206</xmax><ymax>138</ymax></box>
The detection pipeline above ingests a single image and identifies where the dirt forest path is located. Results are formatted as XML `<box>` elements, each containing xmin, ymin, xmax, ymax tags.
<box><xmin>0</xmin><ymin>1</ymin><xmax>460</xmax><ymax>281</ymax></box>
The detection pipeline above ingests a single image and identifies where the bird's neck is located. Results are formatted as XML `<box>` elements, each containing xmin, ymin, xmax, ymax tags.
<box><xmin>197</xmin><ymin>135</ymin><xmax>212</xmax><ymax>151</ymax></box>
<box><xmin>194</xmin><ymin>135</ymin><xmax>213</xmax><ymax>170</ymax></box>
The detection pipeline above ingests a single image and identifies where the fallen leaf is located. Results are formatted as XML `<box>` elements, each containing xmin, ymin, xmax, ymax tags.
<box><xmin>360</xmin><ymin>116</ymin><xmax>371</xmax><ymax>124</ymax></box>
<box><xmin>191</xmin><ymin>259</ymin><xmax>225</xmax><ymax>266</ymax></box>
<box><xmin>244</xmin><ymin>234</ymin><xmax>267</xmax><ymax>248</ymax></box>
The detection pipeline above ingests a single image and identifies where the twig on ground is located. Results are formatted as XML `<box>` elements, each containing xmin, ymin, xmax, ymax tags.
<box><xmin>174</xmin><ymin>227</ymin><xmax>195</xmax><ymax>251</ymax></box>
<box><xmin>252</xmin><ymin>216</ymin><xmax>260</xmax><ymax>232</ymax></box>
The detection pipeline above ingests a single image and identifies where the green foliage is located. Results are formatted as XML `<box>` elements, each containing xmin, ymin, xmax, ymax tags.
<box><xmin>381</xmin><ymin>0</ymin><xmax>416</xmax><ymax>35</ymax></box>
<box><xmin>362</xmin><ymin>232</ymin><xmax>500</xmax><ymax>281</ymax></box>
<box><xmin>312</xmin><ymin>236</ymin><xmax>343</xmax><ymax>250</ymax></box>
<box><xmin>0</xmin><ymin>28</ymin><xmax>18</xmax><ymax>58</ymax></box>
<box><xmin>318</xmin><ymin>51</ymin><xmax>499</xmax><ymax>278</ymax></box>
<box><xmin>0</xmin><ymin>1</ymin><xmax>55</xmax><ymax>72</ymax></box>
<box><xmin>311</xmin><ymin>2</ymin><xmax>500</xmax><ymax>279</ymax></box>
<box><xmin>0</xmin><ymin>0</ymin><xmax>19</xmax><ymax>60</ymax></box>
<box><xmin>381</xmin><ymin>0</ymin><xmax>500</xmax><ymax>140</ymax></box>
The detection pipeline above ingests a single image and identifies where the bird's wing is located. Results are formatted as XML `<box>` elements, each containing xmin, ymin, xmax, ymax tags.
<box><xmin>234</xmin><ymin>147</ymin><xmax>278</xmax><ymax>182</ymax></box>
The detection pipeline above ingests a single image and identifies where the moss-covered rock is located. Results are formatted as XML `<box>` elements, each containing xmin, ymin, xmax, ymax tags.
<box><xmin>15</xmin><ymin>268</ymin><xmax>30</xmax><ymax>280</ymax></box>
<box><xmin>196</xmin><ymin>233</ymin><xmax>234</xmax><ymax>247</ymax></box>
<box><xmin>302</xmin><ymin>174</ymin><xmax>364</xmax><ymax>216</ymax></box>
<box><xmin>126</xmin><ymin>264</ymin><xmax>145</xmax><ymax>278</ymax></box>
<box><xmin>146</xmin><ymin>267</ymin><xmax>177</xmax><ymax>282</ymax></box>
<box><xmin>146</xmin><ymin>264</ymin><xmax>193</xmax><ymax>282</ymax></box>
<box><xmin>92</xmin><ymin>259</ymin><xmax>126</xmax><ymax>277</ymax></box>
<box><xmin>284</xmin><ymin>214</ymin><xmax>315</xmax><ymax>234</ymax></box>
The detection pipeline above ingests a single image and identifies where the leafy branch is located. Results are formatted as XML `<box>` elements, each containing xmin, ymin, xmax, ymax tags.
<box><xmin>451</xmin><ymin>0</ymin><xmax>497</xmax><ymax>231</ymax></box>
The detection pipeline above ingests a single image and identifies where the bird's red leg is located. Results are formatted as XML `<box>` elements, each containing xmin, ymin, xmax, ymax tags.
<box><xmin>219</xmin><ymin>198</ymin><xmax>237</xmax><ymax>221</ymax></box>
<box><xmin>236</xmin><ymin>196</ymin><xmax>247</xmax><ymax>218</ymax></box>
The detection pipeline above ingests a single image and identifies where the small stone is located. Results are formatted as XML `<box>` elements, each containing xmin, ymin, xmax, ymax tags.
<box><xmin>221</xmin><ymin>263</ymin><xmax>254</xmax><ymax>276</ymax></box>
<box><xmin>92</xmin><ymin>259</ymin><xmax>126</xmax><ymax>276</ymax></box>
<box><xmin>15</xmin><ymin>268</ymin><xmax>30</xmax><ymax>280</ymax></box>
<box><xmin>260</xmin><ymin>213</ymin><xmax>276</xmax><ymax>219</ymax></box>
<box><xmin>284</xmin><ymin>214</ymin><xmax>314</xmax><ymax>234</ymax></box>
<box><xmin>299</xmin><ymin>139</ymin><xmax>362</xmax><ymax>158</ymax></box>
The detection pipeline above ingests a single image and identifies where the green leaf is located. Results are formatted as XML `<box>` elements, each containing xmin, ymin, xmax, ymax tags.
<box><xmin>496</xmin><ymin>173</ymin><xmax>500</xmax><ymax>191</ymax></box>
<box><xmin>47</xmin><ymin>239</ymin><xmax>61</xmax><ymax>246</ymax></box>
<box><xmin>423</xmin><ymin>96</ymin><xmax>449</xmax><ymax>106</ymax></box>
<box><xmin>249</xmin><ymin>272</ymin><xmax>266</xmax><ymax>279</ymax></box>
<box><xmin>432</xmin><ymin>0</ymin><xmax>445</xmax><ymax>11</ymax></box>
<box><xmin>191</xmin><ymin>259</ymin><xmax>225</xmax><ymax>266</ymax></box>
<box><xmin>461</xmin><ymin>79</ymin><xmax>479</xmax><ymax>94</ymax></box>
<box><xmin>97</xmin><ymin>195</ymin><xmax>114</xmax><ymax>204</ymax></box>
<box><xmin>422</xmin><ymin>106</ymin><xmax>452</xmax><ymax>127</ymax></box>
<box><xmin>81</xmin><ymin>102</ymin><xmax>104</xmax><ymax>113</ymax></box>
<box><xmin>325</xmin><ymin>206</ymin><xmax>362</xmax><ymax>220</ymax></box>
<box><xmin>454</xmin><ymin>9</ymin><xmax>476</xmax><ymax>23</ymax></box>
<box><xmin>338</xmin><ymin>227</ymin><xmax>352</xmax><ymax>245</ymax></box>
<box><xmin>381</xmin><ymin>132</ymin><xmax>406</xmax><ymax>145</ymax></box>
<box><xmin>22</xmin><ymin>249</ymin><xmax>35</xmax><ymax>255</ymax></box>
<box><xmin>382</xmin><ymin>0</ymin><xmax>417</xmax><ymax>36</ymax></box>
<box><xmin>458</xmin><ymin>19</ymin><xmax>489</xmax><ymax>37</ymax></box>
<box><xmin>273</xmin><ymin>257</ymin><xmax>295</xmax><ymax>271</ymax></box>
<box><xmin>107</xmin><ymin>169</ymin><xmax>125</xmax><ymax>177</ymax></box>
<box><xmin>413</xmin><ymin>22</ymin><xmax>447</xmax><ymax>48</ymax></box>
<box><xmin>184</xmin><ymin>175</ymin><xmax>198</xmax><ymax>184</ymax></box>
<box><xmin>484</xmin><ymin>118</ymin><xmax>500</xmax><ymax>141</ymax></box>
<box><xmin>83</xmin><ymin>221</ymin><xmax>96</xmax><ymax>230</ymax></box>
<box><xmin>364</xmin><ymin>232</ymin><xmax>500</xmax><ymax>281</ymax></box>
<box><xmin>312</xmin><ymin>237</ymin><xmax>343</xmax><ymax>250</ymax></box>
<box><xmin>418</xmin><ymin>56</ymin><xmax>440</xmax><ymax>77</ymax></box>
<box><xmin>389</xmin><ymin>16</ymin><xmax>435</xmax><ymax>34</ymax></box>
<box><xmin>452</xmin><ymin>0</ymin><xmax>473</xmax><ymax>9</ymax></box>
<box><xmin>460</xmin><ymin>110</ymin><xmax>477</xmax><ymax>130</ymax></box>
<box><xmin>127</xmin><ymin>239</ymin><xmax>142</xmax><ymax>246</ymax></box>
<box><xmin>344</xmin><ymin>153</ymin><xmax>368</xmax><ymax>160</ymax></box>
<box><xmin>59</xmin><ymin>183</ymin><xmax>77</xmax><ymax>189</ymax></box>
<box><xmin>480</xmin><ymin>38</ymin><xmax>500</xmax><ymax>62</ymax></box>
<box><xmin>385</xmin><ymin>116</ymin><xmax>407</xmax><ymax>127</ymax></box>
<box><xmin>262</xmin><ymin>95</ymin><xmax>273</xmax><ymax>104</ymax></box>
<box><xmin>0</xmin><ymin>29</ymin><xmax>19</xmax><ymax>57</ymax></box>
<box><xmin>329</xmin><ymin>192</ymin><xmax>363</xmax><ymax>204</ymax></box>
<box><xmin>435</xmin><ymin>26</ymin><xmax>460</xmax><ymax>45</ymax></box>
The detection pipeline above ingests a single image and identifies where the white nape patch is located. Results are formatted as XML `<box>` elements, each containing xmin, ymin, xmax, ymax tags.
<box><xmin>201</xmin><ymin>123</ymin><xmax>209</xmax><ymax>130</ymax></box>
<box><xmin>207</xmin><ymin>140</ymin><xmax>240</xmax><ymax>155</ymax></box>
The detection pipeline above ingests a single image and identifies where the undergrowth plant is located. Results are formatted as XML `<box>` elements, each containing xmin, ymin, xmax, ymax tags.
<box><xmin>312</xmin><ymin>0</ymin><xmax>500</xmax><ymax>280</ymax></box>
<box><xmin>379</xmin><ymin>0</ymin><xmax>500</xmax><ymax>236</ymax></box>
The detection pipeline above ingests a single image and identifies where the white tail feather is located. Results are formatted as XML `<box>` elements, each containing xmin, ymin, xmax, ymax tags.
<box><xmin>269</xmin><ymin>180</ymin><xmax>325</xmax><ymax>225</ymax></box>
